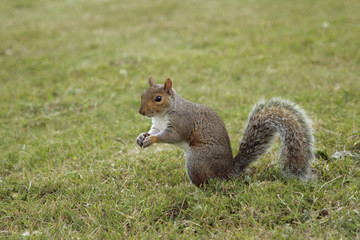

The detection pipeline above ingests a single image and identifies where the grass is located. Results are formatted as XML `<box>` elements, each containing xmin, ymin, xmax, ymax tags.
<box><xmin>0</xmin><ymin>0</ymin><xmax>359</xmax><ymax>238</ymax></box>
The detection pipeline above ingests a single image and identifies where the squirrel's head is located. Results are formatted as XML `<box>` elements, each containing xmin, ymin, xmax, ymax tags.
<box><xmin>139</xmin><ymin>77</ymin><xmax>174</xmax><ymax>117</ymax></box>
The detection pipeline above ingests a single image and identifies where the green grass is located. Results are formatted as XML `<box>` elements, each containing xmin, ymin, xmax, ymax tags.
<box><xmin>1</xmin><ymin>0</ymin><xmax>359</xmax><ymax>238</ymax></box>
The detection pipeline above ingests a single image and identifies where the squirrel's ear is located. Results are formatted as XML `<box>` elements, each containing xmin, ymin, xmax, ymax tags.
<box><xmin>164</xmin><ymin>78</ymin><xmax>173</xmax><ymax>95</ymax></box>
<box><xmin>149</xmin><ymin>77</ymin><xmax>155</xmax><ymax>87</ymax></box>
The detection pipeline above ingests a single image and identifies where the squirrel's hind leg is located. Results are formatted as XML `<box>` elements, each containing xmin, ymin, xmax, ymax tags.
<box><xmin>185</xmin><ymin>147</ymin><xmax>234</xmax><ymax>187</ymax></box>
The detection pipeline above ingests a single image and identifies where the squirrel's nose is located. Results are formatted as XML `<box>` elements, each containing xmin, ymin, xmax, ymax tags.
<box><xmin>139</xmin><ymin>109</ymin><xmax>145</xmax><ymax>116</ymax></box>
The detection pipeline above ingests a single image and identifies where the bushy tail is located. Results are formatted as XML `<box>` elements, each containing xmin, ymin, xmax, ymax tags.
<box><xmin>233</xmin><ymin>98</ymin><xmax>314</xmax><ymax>179</ymax></box>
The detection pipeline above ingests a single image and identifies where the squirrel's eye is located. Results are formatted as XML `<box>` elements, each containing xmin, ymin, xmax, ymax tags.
<box><xmin>155</xmin><ymin>96</ymin><xmax>162</xmax><ymax>102</ymax></box>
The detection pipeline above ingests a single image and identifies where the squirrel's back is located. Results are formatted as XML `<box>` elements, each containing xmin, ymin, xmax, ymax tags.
<box><xmin>169</xmin><ymin>95</ymin><xmax>232</xmax><ymax>152</ymax></box>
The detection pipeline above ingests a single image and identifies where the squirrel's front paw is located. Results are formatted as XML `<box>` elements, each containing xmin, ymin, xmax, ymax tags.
<box><xmin>143</xmin><ymin>135</ymin><xmax>160</xmax><ymax>148</ymax></box>
<box><xmin>142</xmin><ymin>136</ymin><xmax>153</xmax><ymax>148</ymax></box>
<box><xmin>136</xmin><ymin>132</ymin><xmax>150</xmax><ymax>148</ymax></box>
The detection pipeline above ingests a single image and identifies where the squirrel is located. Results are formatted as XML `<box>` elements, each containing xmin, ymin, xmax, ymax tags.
<box><xmin>136</xmin><ymin>77</ymin><xmax>314</xmax><ymax>187</ymax></box>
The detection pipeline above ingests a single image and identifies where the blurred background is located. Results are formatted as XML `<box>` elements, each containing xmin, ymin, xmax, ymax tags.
<box><xmin>1</xmin><ymin>0</ymin><xmax>360</xmax><ymax>176</ymax></box>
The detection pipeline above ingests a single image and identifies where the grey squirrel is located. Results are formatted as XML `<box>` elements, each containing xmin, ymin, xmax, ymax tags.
<box><xmin>136</xmin><ymin>77</ymin><xmax>314</xmax><ymax>187</ymax></box>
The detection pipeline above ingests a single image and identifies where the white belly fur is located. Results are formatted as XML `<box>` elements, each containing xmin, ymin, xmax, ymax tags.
<box><xmin>151</xmin><ymin>114</ymin><xmax>190</xmax><ymax>152</ymax></box>
<box><xmin>151</xmin><ymin>114</ymin><xmax>169</xmax><ymax>132</ymax></box>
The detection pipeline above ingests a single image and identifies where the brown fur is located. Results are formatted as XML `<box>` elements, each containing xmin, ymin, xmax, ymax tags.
<box><xmin>149</xmin><ymin>135</ymin><xmax>160</xmax><ymax>144</ymax></box>
<box><xmin>188</xmin><ymin>129</ymin><xmax>203</xmax><ymax>147</ymax></box>
<box><xmin>137</xmin><ymin>78</ymin><xmax>314</xmax><ymax>186</ymax></box>
<box><xmin>139</xmin><ymin>89</ymin><xmax>171</xmax><ymax>116</ymax></box>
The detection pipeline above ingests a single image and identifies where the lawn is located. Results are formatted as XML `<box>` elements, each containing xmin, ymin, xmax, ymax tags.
<box><xmin>0</xmin><ymin>0</ymin><xmax>359</xmax><ymax>238</ymax></box>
